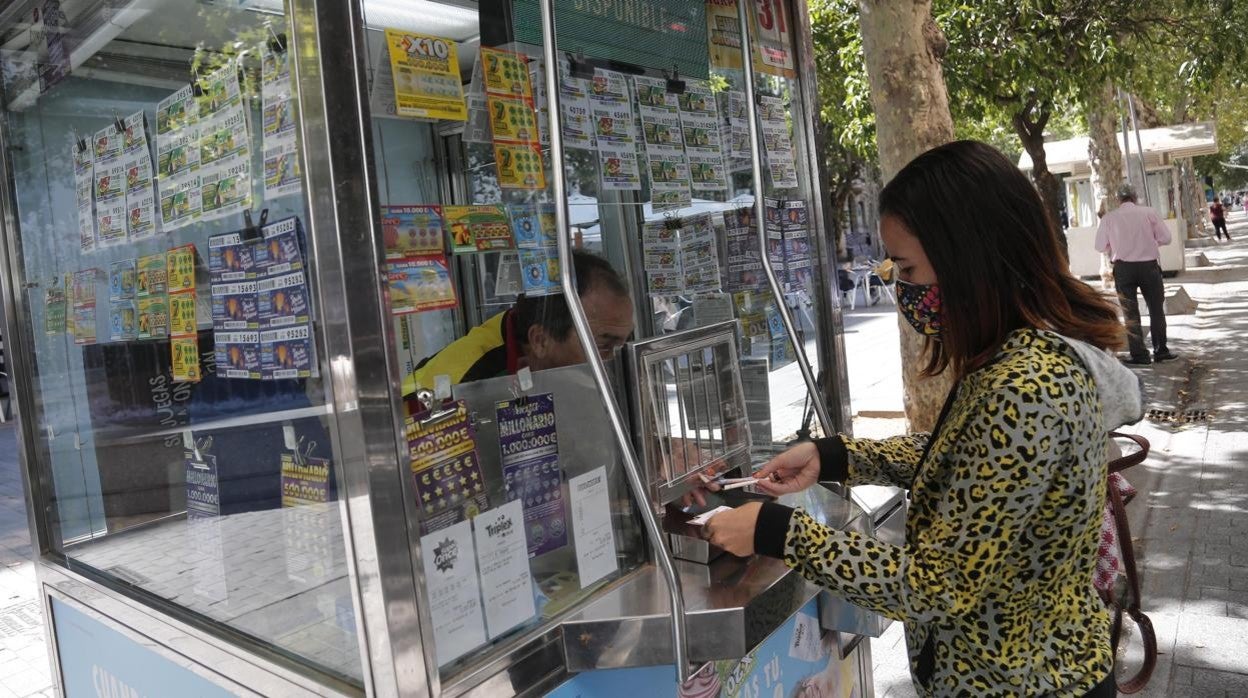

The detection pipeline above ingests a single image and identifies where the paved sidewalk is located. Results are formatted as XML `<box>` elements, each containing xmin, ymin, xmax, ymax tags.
<box><xmin>868</xmin><ymin>213</ymin><xmax>1248</xmax><ymax>697</ymax></box>
<box><xmin>0</xmin><ymin>425</ymin><xmax>53</xmax><ymax>698</ymax></box>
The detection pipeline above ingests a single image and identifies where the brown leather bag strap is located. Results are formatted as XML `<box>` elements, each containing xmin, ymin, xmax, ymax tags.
<box><xmin>1108</xmin><ymin>431</ymin><xmax>1149</xmax><ymax>473</ymax></box>
<box><xmin>1105</xmin><ymin>432</ymin><xmax>1157</xmax><ymax>694</ymax></box>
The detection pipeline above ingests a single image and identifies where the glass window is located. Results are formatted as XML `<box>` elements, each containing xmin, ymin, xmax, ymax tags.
<box><xmin>1066</xmin><ymin>178</ymin><xmax>1095</xmax><ymax>229</ymax></box>
<box><xmin>356</xmin><ymin>2</ymin><xmax>651</xmax><ymax>683</ymax></box>
<box><xmin>0</xmin><ymin>2</ymin><xmax>361</xmax><ymax>686</ymax></box>
<box><xmin>1146</xmin><ymin>169</ymin><xmax>1176</xmax><ymax>219</ymax></box>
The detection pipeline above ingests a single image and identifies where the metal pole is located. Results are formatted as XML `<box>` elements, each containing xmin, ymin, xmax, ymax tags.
<box><xmin>1126</xmin><ymin>93</ymin><xmax>1152</xmax><ymax>207</ymax></box>
<box><xmin>536</xmin><ymin>0</ymin><xmax>691</xmax><ymax>683</ymax></box>
<box><xmin>1116</xmin><ymin>88</ymin><xmax>1133</xmax><ymax>190</ymax></box>
<box><xmin>736</xmin><ymin>0</ymin><xmax>833</xmax><ymax>436</ymax></box>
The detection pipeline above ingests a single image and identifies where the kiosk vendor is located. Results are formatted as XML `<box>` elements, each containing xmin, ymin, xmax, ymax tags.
<box><xmin>402</xmin><ymin>250</ymin><xmax>635</xmax><ymax>394</ymax></box>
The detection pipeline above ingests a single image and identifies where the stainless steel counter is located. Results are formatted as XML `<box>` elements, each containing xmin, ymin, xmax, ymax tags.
<box><xmin>559</xmin><ymin>484</ymin><xmax>901</xmax><ymax>672</ymax></box>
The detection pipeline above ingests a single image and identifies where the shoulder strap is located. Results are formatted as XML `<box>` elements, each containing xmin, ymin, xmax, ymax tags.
<box><xmin>1105</xmin><ymin>431</ymin><xmax>1157</xmax><ymax>694</ymax></box>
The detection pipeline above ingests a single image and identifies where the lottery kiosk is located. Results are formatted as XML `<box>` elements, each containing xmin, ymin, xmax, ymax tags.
<box><xmin>0</xmin><ymin>0</ymin><xmax>900</xmax><ymax>695</ymax></box>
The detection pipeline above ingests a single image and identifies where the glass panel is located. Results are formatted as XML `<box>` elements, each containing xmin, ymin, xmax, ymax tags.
<box><xmin>0</xmin><ymin>1</ymin><xmax>361</xmax><ymax>686</ymax></box>
<box><xmin>547</xmin><ymin>0</ymin><xmax>828</xmax><ymax>461</ymax></box>
<box><xmin>1146</xmin><ymin>170</ymin><xmax>1176</xmax><ymax>219</ymax></box>
<box><xmin>1066</xmin><ymin>178</ymin><xmax>1095</xmax><ymax>229</ymax></box>
<box><xmin>354</xmin><ymin>1</ymin><xmax>646</xmax><ymax>681</ymax></box>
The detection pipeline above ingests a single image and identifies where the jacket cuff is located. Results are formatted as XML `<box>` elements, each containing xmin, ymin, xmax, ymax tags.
<box><xmin>754</xmin><ymin>502</ymin><xmax>795</xmax><ymax>559</ymax></box>
<box><xmin>815</xmin><ymin>436</ymin><xmax>849</xmax><ymax>482</ymax></box>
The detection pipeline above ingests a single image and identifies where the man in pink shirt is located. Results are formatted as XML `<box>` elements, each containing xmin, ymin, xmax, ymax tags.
<box><xmin>1095</xmin><ymin>182</ymin><xmax>1176</xmax><ymax>365</ymax></box>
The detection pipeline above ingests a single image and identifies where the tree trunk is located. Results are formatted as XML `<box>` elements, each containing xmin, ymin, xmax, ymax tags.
<box><xmin>1013</xmin><ymin>101</ymin><xmax>1066</xmax><ymax>259</ymax></box>
<box><xmin>1085</xmin><ymin>79</ymin><xmax>1124</xmax><ymax>218</ymax></box>
<box><xmin>1171</xmin><ymin>96</ymin><xmax>1207</xmax><ymax>239</ymax></box>
<box><xmin>857</xmin><ymin>0</ymin><xmax>956</xmax><ymax>431</ymax></box>
<box><xmin>1083</xmin><ymin>79</ymin><xmax>1123</xmax><ymax>289</ymax></box>
<box><xmin>1180</xmin><ymin>160</ymin><xmax>1207</xmax><ymax>237</ymax></box>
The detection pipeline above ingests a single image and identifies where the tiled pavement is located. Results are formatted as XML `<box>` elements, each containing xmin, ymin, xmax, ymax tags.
<box><xmin>0</xmin><ymin>425</ymin><xmax>54</xmax><ymax>698</ymax></box>
<box><xmin>870</xmin><ymin>215</ymin><xmax>1248</xmax><ymax>697</ymax></box>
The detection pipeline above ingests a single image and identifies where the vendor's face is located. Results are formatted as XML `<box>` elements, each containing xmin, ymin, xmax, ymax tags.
<box><xmin>528</xmin><ymin>288</ymin><xmax>634</xmax><ymax>371</ymax></box>
<box><xmin>880</xmin><ymin>214</ymin><xmax>937</xmax><ymax>285</ymax></box>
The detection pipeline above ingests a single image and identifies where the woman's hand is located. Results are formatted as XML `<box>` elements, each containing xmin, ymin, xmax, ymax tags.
<box><xmin>751</xmin><ymin>441</ymin><xmax>822</xmax><ymax>496</ymax></box>
<box><xmin>702</xmin><ymin>501</ymin><xmax>762</xmax><ymax>557</ymax></box>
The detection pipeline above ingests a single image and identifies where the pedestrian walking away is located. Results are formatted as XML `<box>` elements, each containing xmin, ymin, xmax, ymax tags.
<box><xmin>1095</xmin><ymin>182</ymin><xmax>1177</xmax><ymax>365</ymax></box>
<box><xmin>1210</xmin><ymin>198</ymin><xmax>1232</xmax><ymax>241</ymax></box>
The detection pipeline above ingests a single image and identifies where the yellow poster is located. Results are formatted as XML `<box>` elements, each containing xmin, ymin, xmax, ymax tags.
<box><xmin>384</xmin><ymin>29</ymin><xmax>467</xmax><ymax>121</ymax></box>
<box><xmin>494</xmin><ymin>143</ymin><xmax>546</xmax><ymax>190</ymax></box>
<box><xmin>707</xmin><ymin>0</ymin><xmax>744</xmax><ymax>70</ymax></box>
<box><xmin>171</xmin><ymin>335</ymin><xmax>202</xmax><ymax>382</ymax></box>
<box><xmin>169</xmin><ymin>291</ymin><xmax>197</xmax><ymax>337</ymax></box>
<box><xmin>64</xmin><ymin>273</ymin><xmax>75</xmax><ymax>337</ymax></box>
<box><xmin>487</xmin><ymin>96</ymin><xmax>540</xmax><ymax>144</ymax></box>
<box><xmin>167</xmin><ymin>243</ymin><xmax>196</xmax><ymax>292</ymax></box>
<box><xmin>706</xmin><ymin>0</ymin><xmax>795</xmax><ymax>78</ymax></box>
<box><xmin>479</xmin><ymin>47</ymin><xmax>533</xmax><ymax>99</ymax></box>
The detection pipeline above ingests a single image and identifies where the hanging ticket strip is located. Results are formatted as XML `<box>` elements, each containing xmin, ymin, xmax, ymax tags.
<box><xmin>481</xmin><ymin>47</ymin><xmax>545</xmax><ymax>191</ymax></box>
<box><xmin>589</xmin><ymin>69</ymin><xmax>643</xmax><ymax>192</ymax></box>
<box><xmin>641</xmin><ymin>214</ymin><xmax>723</xmax><ymax>296</ymax></box>
<box><xmin>261</xmin><ymin>40</ymin><xmax>303</xmax><ymax>201</ymax></box>
<box><xmin>765</xmin><ymin>197</ymin><xmax>812</xmax><ymax>293</ymax></box>
<box><xmin>52</xmin><ymin>217</ymin><xmax>320</xmax><ymax>384</ymax></box>
<box><xmin>71</xmin><ymin>268</ymin><xmax>97</xmax><ymax>345</ymax></box>
<box><xmin>208</xmin><ymin>216</ymin><xmax>319</xmax><ymax>380</ymax></box>
<box><xmin>167</xmin><ymin>242</ymin><xmax>201</xmax><ymax>382</ymax></box>
<box><xmin>758</xmin><ymin>95</ymin><xmax>799</xmax><ymax>190</ymax></box>
<box><xmin>635</xmin><ymin>75</ymin><xmax>692</xmax><ymax>211</ymax></box>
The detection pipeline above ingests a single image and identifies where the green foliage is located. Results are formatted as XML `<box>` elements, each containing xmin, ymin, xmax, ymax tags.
<box><xmin>808</xmin><ymin>0</ymin><xmax>876</xmax><ymax>166</ymax></box>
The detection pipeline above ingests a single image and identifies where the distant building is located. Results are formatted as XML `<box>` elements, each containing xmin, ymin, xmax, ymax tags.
<box><xmin>1018</xmin><ymin>122</ymin><xmax>1218</xmax><ymax>278</ymax></box>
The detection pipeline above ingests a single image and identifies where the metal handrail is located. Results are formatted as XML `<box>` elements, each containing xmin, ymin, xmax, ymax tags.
<box><xmin>737</xmin><ymin>0</ymin><xmax>834</xmax><ymax>437</ymax></box>
<box><xmin>536</xmin><ymin>0</ymin><xmax>691</xmax><ymax>683</ymax></box>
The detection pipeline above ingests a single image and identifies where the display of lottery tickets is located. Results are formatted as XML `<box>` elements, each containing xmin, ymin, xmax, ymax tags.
<box><xmin>496</xmin><ymin>394</ymin><xmax>567</xmax><ymax>556</ymax></box>
<box><xmin>641</xmin><ymin>214</ymin><xmax>722</xmax><ymax>296</ymax></box>
<box><xmin>481</xmin><ymin>47</ymin><xmax>545</xmax><ymax>190</ymax></box>
<box><xmin>202</xmin><ymin>217</ymin><xmax>318</xmax><ymax>380</ymax></box>
<box><xmin>155</xmin><ymin>84</ymin><xmax>203</xmax><ymax>231</ymax></box>
<box><xmin>405</xmin><ymin>400</ymin><xmax>490</xmax><ymax>534</ymax></box>
<box><xmin>262</xmin><ymin>44</ymin><xmax>303</xmax><ymax>201</ymax></box>
<box><xmin>122</xmin><ymin>111</ymin><xmax>159</xmax><ymax>240</ymax></box>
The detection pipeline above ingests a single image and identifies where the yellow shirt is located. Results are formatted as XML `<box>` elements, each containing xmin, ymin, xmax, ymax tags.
<box><xmin>402</xmin><ymin>311</ymin><xmax>512</xmax><ymax>396</ymax></box>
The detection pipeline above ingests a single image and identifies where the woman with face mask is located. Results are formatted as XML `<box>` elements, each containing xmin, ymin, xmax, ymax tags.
<box><xmin>699</xmin><ymin>141</ymin><xmax>1141</xmax><ymax>697</ymax></box>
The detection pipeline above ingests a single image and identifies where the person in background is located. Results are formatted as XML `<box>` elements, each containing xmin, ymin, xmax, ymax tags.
<box><xmin>1209</xmin><ymin>198</ymin><xmax>1232</xmax><ymax>242</ymax></box>
<box><xmin>402</xmin><ymin>249</ymin><xmax>634</xmax><ymax>395</ymax></box>
<box><xmin>693</xmin><ymin>141</ymin><xmax>1139</xmax><ymax>697</ymax></box>
<box><xmin>1094</xmin><ymin>182</ymin><xmax>1176</xmax><ymax>365</ymax></box>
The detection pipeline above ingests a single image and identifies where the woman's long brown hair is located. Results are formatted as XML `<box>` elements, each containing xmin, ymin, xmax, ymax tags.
<box><xmin>880</xmin><ymin>140</ymin><xmax>1125</xmax><ymax>377</ymax></box>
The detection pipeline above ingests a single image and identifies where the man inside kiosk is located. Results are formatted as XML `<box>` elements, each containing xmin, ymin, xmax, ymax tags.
<box><xmin>402</xmin><ymin>250</ymin><xmax>635</xmax><ymax>395</ymax></box>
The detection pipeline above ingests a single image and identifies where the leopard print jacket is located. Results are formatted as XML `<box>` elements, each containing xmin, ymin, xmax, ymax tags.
<box><xmin>763</xmin><ymin>329</ymin><xmax>1114</xmax><ymax>696</ymax></box>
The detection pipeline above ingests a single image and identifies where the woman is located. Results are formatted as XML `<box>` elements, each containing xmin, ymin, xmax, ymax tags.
<box><xmin>701</xmin><ymin>141</ymin><xmax>1142</xmax><ymax>697</ymax></box>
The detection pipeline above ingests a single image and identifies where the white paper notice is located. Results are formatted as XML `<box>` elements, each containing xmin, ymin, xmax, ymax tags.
<box><xmin>560</xmin><ymin>77</ymin><xmax>595</xmax><ymax>150</ymax></box>
<box><xmin>421</xmin><ymin>519</ymin><xmax>487</xmax><ymax>667</ymax></box>
<box><xmin>569</xmin><ymin>466</ymin><xmax>618</xmax><ymax>587</ymax></box>
<box><xmin>474</xmin><ymin>499</ymin><xmax>538</xmax><ymax>639</ymax></box>
<box><xmin>789</xmin><ymin>611</ymin><xmax>826</xmax><ymax>662</ymax></box>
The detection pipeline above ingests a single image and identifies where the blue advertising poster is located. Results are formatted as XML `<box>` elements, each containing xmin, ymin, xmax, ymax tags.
<box><xmin>546</xmin><ymin>599</ymin><xmax>863</xmax><ymax>698</ymax></box>
<box><xmin>51</xmin><ymin>598</ymin><xmax>237</xmax><ymax>698</ymax></box>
